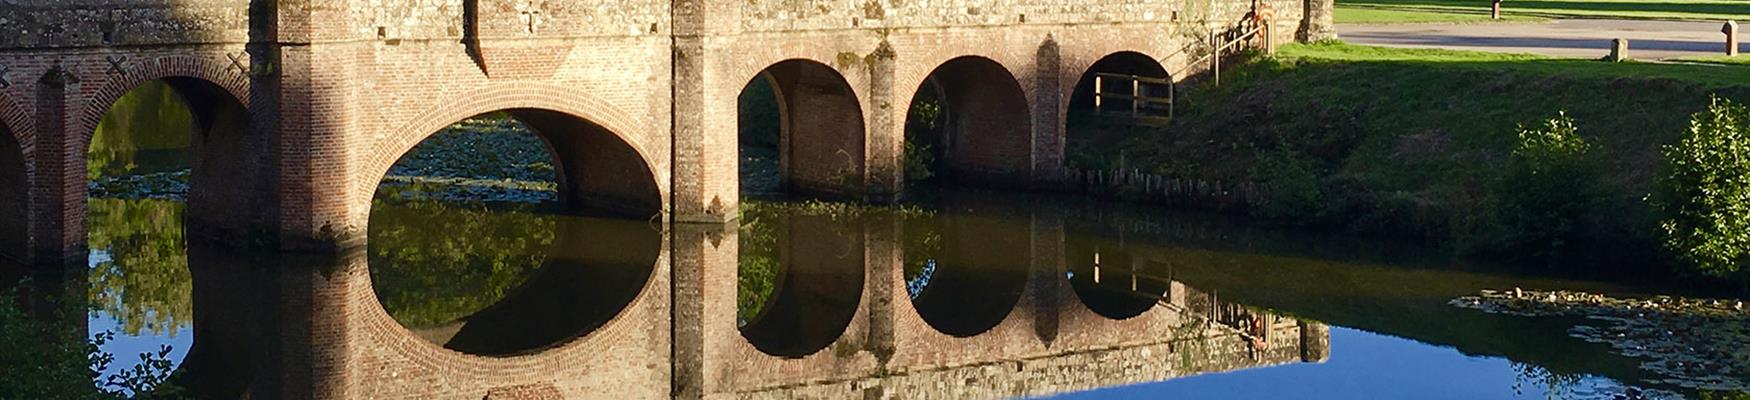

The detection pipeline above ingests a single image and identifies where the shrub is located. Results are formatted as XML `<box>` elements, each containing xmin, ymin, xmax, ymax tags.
<box><xmin>1651</xmin><ymin>97</ymin><xmax>1750</xmax><ymax>278</ymax></box>
<box><xmin>1488</xmin><ymin>112</ymin><xmax>1601</xmax><ymax>261</ymax></box>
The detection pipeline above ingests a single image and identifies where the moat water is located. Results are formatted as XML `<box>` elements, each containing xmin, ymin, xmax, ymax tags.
<box><xmin>7</xmin><ymin>187</ymin><xmax>1741</xmax><ymax>399</ymax></box>
<box><xmin>5</xmin><ymin>105</ymin><xmax>1748</xmax><ymax>398</ymax></box>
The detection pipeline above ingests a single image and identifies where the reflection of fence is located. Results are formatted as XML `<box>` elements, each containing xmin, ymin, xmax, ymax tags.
<box><xmin>1086</xmin><ymin>261</ymin><xmax>1276</xmax><ymax>355</ymax></box>
<box><xmin>1092</xmin><ymin>73</ymin><xmax>1174</xmax><ymax>124</ymax></box>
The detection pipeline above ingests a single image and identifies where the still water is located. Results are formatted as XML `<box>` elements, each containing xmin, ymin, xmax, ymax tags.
<box><xmin>8</xmin><ymin>186</ymin><xmax>1745</xmax><ymax>398</ymax></box>
<box><xmin>4</xmin><ymin>94</ymin><xmax>1745</xmax><ymax>397</ymax></box>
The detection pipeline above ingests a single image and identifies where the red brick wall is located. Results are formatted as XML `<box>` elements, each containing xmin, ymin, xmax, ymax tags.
<box><xmin>764</xmin><ymin>60</ymin><xmax>868</xmax><ymax>197</ymax></box>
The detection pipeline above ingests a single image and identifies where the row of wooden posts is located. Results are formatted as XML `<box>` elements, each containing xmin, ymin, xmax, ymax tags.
<box><xmin>1058</xmin><ymin>167</ymin><xmax>1271</xmax><ymax>212</ymax></box>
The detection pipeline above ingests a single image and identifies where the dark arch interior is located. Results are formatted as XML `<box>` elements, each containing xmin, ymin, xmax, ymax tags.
<box><xmin>1065</xmin><ymin>52</ymin><xmax>1172</xmax><ymax>170</ymax></box>
<box><xmin>0</xmin><ymin>123</ymin><xmax>25</xmax><ymax>262</ymax></box>
<box><xmin>504</xmin><ymin>109</ymin><xmax>662</xmax><ymax>218</ymax></box>
<box><xmin>367</xmin><ymin>109</ymin><xmax>662</xmax><ymax>357</ymax></box>
<box><xmin>904</xmin><ymin>212</ymin><xmax>1030</xmax><ymax>337</ymax></box>
<box><xmin>904</xmin><ymin>57</ymin><xmax>1032</xmax><ymax>187</ymax></box>
<box><xmin>737</xmin><ymin>60</ymin><xmax>866</xmax><ymax>198</ymax></box>
<box><xmin>738</xmin><ymin>212</ymin><xmax>865</xmax><ymax>358</ymax></box>
<box><xmin>1067</xmin><ymin>237</ymin><xmax>1170</xmax><ymax>320</ymax></box>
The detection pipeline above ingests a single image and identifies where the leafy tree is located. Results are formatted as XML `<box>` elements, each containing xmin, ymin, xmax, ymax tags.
<box><xmin>0</xmin><ymin>287</ymin><xmax>180</xmax><ymax>399</ymax></box>
<box><xmin>1651</xmin><ymin>97</ymin><xmax>1750</xmax><ymax>278</ymax></box>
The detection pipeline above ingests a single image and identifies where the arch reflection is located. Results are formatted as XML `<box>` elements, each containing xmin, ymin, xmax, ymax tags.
<box><xmin>903</xmin><ymin>211</ymin><xmax>1029</xmax><ymax>337</ymax></box>
<box><xmin>1067</xmin><ymin>237</ymin><xmax>1171</xmax><ymax>320</ymax></box>
<box><xmin>738</xmin><ymin>202</ymin><xmax>865</xmax><ymax>358</ymax></box>
<box><xmin>368</xmin><ymin>202</ymin><xmax>660</xmax><ymax>356</ymax></box>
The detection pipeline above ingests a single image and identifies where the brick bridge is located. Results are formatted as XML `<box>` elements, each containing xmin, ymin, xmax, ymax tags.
<box><xmin>0</xmin><ymin>0</ymin><xmax>1334</xmax><ymax>264</ymax></box>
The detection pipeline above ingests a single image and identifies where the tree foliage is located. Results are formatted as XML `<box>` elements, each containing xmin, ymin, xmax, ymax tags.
<box><xmin>1652</xmin><ymin>97</ymin><xmax>1750</xmax><ymax>278</ymax></box>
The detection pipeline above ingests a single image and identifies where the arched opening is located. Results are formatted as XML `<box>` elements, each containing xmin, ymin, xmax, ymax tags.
<box><xmin>367</xmin><ymin>109</ymin><xmax>661</xmax><ymax>357</ymax></box>
<box><xmin>82</xmin><ymin>77</ymin><xmax>249</xmax><ymax>396</ymax></box>
<box><xmin>902</xmin><ymin>210</ymin><xmax>1030</xmax><ymax>337</ymax></box>
<box><xmin>737</xmin><ymin>60</ymin><xmax>866</xmax><ymax>198</ymax></box>
<box><xmin>1065</xmin><ymin>52</ymin><xmax>1172</xmax><ymax>170</ymax></box>
<box><xmin>736</xmin><ymin>204</ymin><xmax>865</xmax><ymax>357</ymax></box>
<box><xmin>1067</xmin><ymin>237</ymin><xmax>1170</xmax><ymax>320</ymax></box>
<box><xmin>904</xmin><ymin>57</ymin><xmax>1032</xmax><ymax>187</ymax></box>
<box><xmin>0</xmin><ymin>122</ymin><xmax>26</xmax><ymax>262</ymax></box>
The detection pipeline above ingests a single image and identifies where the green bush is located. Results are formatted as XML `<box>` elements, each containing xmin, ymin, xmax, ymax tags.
<box><xmin>1488</xmin><ymin>112</ymin><xmax>1602</xmax><ymax>260</ymax></box>
<box><xmin>1651</xmin><ymin>97</ymin><xmax>1750</xmax><ymax>278</ymax></box>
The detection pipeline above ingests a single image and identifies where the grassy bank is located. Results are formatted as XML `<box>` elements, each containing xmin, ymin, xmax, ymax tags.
<box><xmin>1076</xmin><ymin>42</ymin><xmax>1750</xmax><ymax>274</ymax></box>
<box><xmin>1336</xmin><ymin>0</ymin><xmax>1750</xmax><ymax>23</ymax></box>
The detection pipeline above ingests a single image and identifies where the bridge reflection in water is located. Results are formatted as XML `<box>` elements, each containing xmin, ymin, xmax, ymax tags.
<box><xmin>5</xmin><ymin>198</ymin><xmax>1328</xmax><ymax>399</ymax></box>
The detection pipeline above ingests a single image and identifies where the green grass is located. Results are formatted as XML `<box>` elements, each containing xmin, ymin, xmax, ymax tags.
<box><xmin>1280</xmin><ymin>43</ymin><xmax>1750</xmax><ymax>87</ymax></box>
<box><xmin>1337</xmin><ymin>0</ymin><xmax>1750</xmax><ymax>23</ymax></box>
<box><xmin>1670</xmin><ymin>55</ymin><xmax>1750</xmax><ymax>66</ymax></box>
<box><xmin>1071</xmin><ymin>42</ymin><xmax>1750</xmax><ymax>267</ymax></box>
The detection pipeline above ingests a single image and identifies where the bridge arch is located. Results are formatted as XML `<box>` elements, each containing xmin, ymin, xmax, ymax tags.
<box><xmin>737</xmin><ymin>59</ymin><xmax>867</xmax><ymax>198</ymax></box>
<box><xmin>362</xmin><ymin>85</ymin><xmax>664</xmax><ymax>220</ymax></box>
<box><xmin>902</xmin><ymin>56</ymin><xmax>1033</xmax><ymax>186</ymax></box>
<box><xmin>0</xmin><ymin>92</ymin><xmax>28</xmax><ymax>262</ymax></box>
<box><xmin>75</xmin><ymin>55</ymin><xmax>252</xmax><ymax>146</ymax></box>
<box><xmin>1065</xmin><ymin>51</ymin><xmax>1172</xmax><ymax>169</ymax></box>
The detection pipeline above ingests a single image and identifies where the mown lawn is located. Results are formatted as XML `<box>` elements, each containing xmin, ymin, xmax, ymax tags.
<box><xmin>1669</xmin><ymin>55</ymin><xmax>1750</xmax><ymax>66</ymax></box>
<box><xmin>1336</xmin><ymin>0</ymin><xmax>1750</xmax><ymax>24</ymax></box>
<box><xmin>1279</xmin><ymin>42</ymin><xmax>1750</xmax><ymax>87</ymax></box>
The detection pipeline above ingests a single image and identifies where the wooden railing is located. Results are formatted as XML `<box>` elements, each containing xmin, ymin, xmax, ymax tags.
<box><xmin>1093</xmin><ymin>72</ymin><xmax>1175</xmax><ymax>123</ymax></box>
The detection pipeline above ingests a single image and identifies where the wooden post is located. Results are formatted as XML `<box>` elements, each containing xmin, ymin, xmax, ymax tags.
<box><xmin>1491</xmin><ymin>0</ymin><xmax>1502</xmax><ymax>19</ymax></box>
<box><xmin>1134</xmin><ymin>76</ymin><xmax>1148</xmax><ymax>116</ymax></box>
<box><xmin>1093</xmin><ymin>75</ymin><xmax>1104</xmax><ymax>110</ymax></box>
<box><xmin>1726</xmin><ymin>21</ymin><xmax>1740</xmax><ymax>56</ymax></box>
<box><xmin>1213</xmin><ymin>41</ymin><xmax>1222</xmax><ymax>85</ymax></box>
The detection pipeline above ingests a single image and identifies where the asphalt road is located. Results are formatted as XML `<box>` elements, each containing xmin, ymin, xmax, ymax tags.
<box><xmin>1339</xmin><ymin>19</ymin><xmax>1748</xmax><ymax>60</ymax></box>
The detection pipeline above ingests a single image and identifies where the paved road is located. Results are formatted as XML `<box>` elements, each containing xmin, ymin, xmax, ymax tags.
<box><xmin>1340</xmin><ymin>19</ymin><xmax>1747</xmax><ymax>60</ymax></box>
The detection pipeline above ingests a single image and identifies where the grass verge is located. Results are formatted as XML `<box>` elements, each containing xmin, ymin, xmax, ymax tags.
<box><xmin>1336</xmin><ymin>0</ymin><xmax>1750</xmax><ymax>23</ymax></box>
<box><xmin>1072</xmin><ymin>42</ymin><xmax>1750</xmax><ymax>272</ymax></box>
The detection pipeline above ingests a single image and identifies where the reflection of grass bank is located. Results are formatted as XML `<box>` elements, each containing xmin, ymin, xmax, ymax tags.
<box><xmin>1078</xmin><ymin>42</ymin><xmax>1750</xmax><ymax>273</ymax></box>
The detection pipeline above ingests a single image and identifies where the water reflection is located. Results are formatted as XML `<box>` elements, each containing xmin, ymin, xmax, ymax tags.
<box><xmin>1067</xmin><ymin>236</ymin><xmax>1172</xmax><ymax>320</ymax></box>
<box><xmin>737</xmin><ymin>203</ymin><xmax>864</xmax><ymax>357</ymax></box>
<box><xmin>11</xmin><ymin>184</ymin><xmax>1750</xmax><ymax>398</ymax></box>
<box><xmin>368</xmin><ymin>200</ymin><xmax>659</xmax><ymax>356</ymax></box>
<box><xmin>902</xmin><ymin>206</ymin><xmax>1030</xmax><ymax>337</ymax></box>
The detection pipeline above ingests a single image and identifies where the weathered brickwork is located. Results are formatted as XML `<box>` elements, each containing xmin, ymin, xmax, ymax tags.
<box><xmin>0</xmin><ymin>0</ymin><xmax>1333</xmax><ymax>395</ymax></box>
